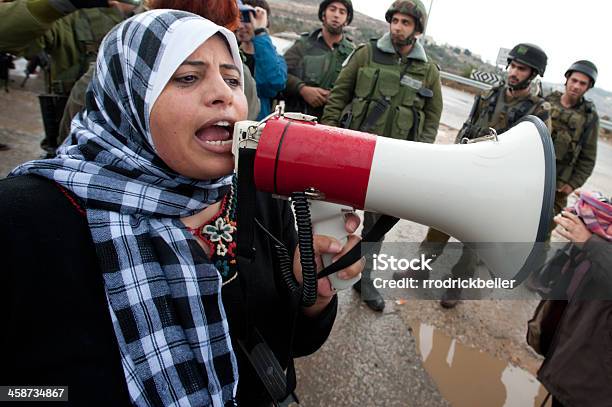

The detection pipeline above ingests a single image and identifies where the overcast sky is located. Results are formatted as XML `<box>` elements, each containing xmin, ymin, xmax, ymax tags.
<box><xmin>351</xmin><ymin>0</ymin><xmax>611</xmax><ymax>92</ymax></box>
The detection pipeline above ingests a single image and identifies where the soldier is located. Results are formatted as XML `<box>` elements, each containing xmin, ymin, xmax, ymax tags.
<box><xmin>0</xmin><ymin>0</ymin><xmax>133</xmax><ymax>157</ymax></box>
<box><xmin>525</xmin><ymin>61</ymin><xmax>600</xmax><ymax>293</ymax></box>
<box><xmin>321</xmin><ymin>0</ymin><xmax>443</xmax><ymax>311</ymax></box>
<box><xmin>546</xmin><ymin>60</ymin><xmax>599</xmax><ymax>223</ymax></box>
<box><xmin>415</xmin><ymin>43</ymin><xmax>552</xmax><ymax>308</ymax></box>
<box><xmin>283</xmin><ymin>0</ymin><xmax>355</xmax><ymax>119</ymax></box>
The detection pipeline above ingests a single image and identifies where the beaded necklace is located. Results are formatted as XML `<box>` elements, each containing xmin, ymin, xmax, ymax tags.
<box><xmin>187</xmin><ymin>175</ymin><xmax>238</xmax><ymax>285</ymax></box>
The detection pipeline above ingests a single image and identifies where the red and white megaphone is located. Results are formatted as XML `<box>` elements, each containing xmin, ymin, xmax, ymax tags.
<box><xmin>233</xmin><ymin>110</ymin><xmax>555</xmax><ymax>290</ymax></box>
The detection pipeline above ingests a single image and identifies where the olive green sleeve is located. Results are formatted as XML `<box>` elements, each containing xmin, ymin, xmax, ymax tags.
<box><xmin>284</xmin><ymin>41</ymin><xmax>305</xmax><ymax>97</ymax></box>
<box><xmin>568</xmin><ymin>116</ymin><xmax>598</xmax><ymax>189</ymax></box>
<box><xmin>0</xmin><ymin>0</ymin><xmax>64</xmax><ymax>54</ymax></box>
<box><xmin>320</xmin><ymin>46</ymin><xmax>367</xmax><ymax>127</ymax></box>
<box><xmin>421</xmin><ymin>64</ymin><xmax>442</xmax><ymax>143</ymax></box>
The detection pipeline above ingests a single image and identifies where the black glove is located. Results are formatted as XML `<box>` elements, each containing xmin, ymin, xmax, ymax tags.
<box><xmin>48</xmin><ymin>0</ymin><xmax>108</xmax><ymax>15</ymax></box>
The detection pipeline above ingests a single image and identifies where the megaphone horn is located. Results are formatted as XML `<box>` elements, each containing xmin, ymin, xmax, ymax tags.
<box><xmin>234</xmin><ymin>114</ymin><xmax>555</xmax><ymax>286</ymax></box>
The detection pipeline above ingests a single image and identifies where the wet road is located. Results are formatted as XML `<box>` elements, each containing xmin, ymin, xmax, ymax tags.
<box><xmin>440</xmin><ymin>86</ymin><xmax>474</xmax><ymax>130</ymax></box>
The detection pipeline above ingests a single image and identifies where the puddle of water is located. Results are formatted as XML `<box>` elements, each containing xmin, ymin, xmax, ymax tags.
<box><xmin>413</xmin><ymin>323</ymin><xmax>551</xmax><ymax>407</ymax></box>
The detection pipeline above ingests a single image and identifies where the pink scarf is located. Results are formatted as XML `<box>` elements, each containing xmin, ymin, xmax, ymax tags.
<box><xmin>569</xmin><ymin>191</ymin><xmax>612</xmax><ymax>242</ymax></box>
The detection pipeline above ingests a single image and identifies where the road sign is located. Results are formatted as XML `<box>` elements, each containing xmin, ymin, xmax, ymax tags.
<box><xmin>470</xmin><ymin>70</ymin><xmax>503</xmax><ymax>86</ymax></box>
<box><xmin>496</xmin><ymin>47</ymin><xmax>511</xmax><ymax>67</ymax></box>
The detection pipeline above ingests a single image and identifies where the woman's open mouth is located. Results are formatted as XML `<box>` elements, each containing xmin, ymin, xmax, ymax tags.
<box><xmin>195</xmin><ymin>120</ymin><xmax>234</xmax><ymax>154</ymax></box>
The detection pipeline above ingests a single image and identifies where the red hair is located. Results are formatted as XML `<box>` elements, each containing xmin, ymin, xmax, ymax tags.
<box><xmin>149</xmin><ymin>0</ymin><xmax>240</xmax><ymax>31</ymax></box>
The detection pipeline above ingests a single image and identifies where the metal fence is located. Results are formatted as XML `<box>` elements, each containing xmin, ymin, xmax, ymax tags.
<box><xmin>440</xmin><ymin>71</ymin><xmax>612</xmax><ymax>131</ymax></box>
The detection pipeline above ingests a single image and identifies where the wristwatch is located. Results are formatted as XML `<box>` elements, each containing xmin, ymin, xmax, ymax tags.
<box><xmin>254</xmin><ymin>27</ymin><xmax>268</xmax><ymax>36</ymax></box>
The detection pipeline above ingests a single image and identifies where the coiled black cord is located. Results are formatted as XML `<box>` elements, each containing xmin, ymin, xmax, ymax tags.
<box><xmin>291</xmin><ymin>192</ymin><xmax>318</xmax><ymax>307</ymax></box>
<box><xmin>255</xmin><ymin>218</ymin><xmax>300</xmax><ymax>293</ymax></box>
<box><xmin>255</xmin><ymin>218</ymin><xmax>301</xmax><ymax>296</ymax></box>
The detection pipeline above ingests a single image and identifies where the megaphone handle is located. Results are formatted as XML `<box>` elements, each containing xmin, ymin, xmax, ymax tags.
<box><xmin>308</xmin><ymin>201</ymin><xmax>361</xmax><ymax>291</ymax></box>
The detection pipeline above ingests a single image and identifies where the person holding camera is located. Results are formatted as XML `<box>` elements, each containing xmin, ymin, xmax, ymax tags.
<box><xmin>536</xmin><ymin>191</ymin><xmax>612</xmax><ymax>407</ymax></box>
<box><xmin>236</xmin><ymin>0</ymin><xmax>286</xmax><ymax>120</ymax></box>
<box><xmin>0</xmin><ymin>10</ymin><xmax>363</xmax><ymax>405</ymax></box>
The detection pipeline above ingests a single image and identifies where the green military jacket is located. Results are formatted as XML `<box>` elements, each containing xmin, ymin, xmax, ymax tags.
<box><xmin>321</xmin><ymin>33</ymin><xmax>442</xmax><ymax>143</ymax></box>
<box><xmin>456</xmin><ymin>84</ymin><xmax>553</xmax><ymax>142</ymax></box>
<box><xmin>545</xmin><ymin>90</ymin><xmax>599</xmax><ymax>189</ymax></box>
<box><xmin>284</xmin><ymin>28</ymin><xmax>355</xmax><ymax>118</ymax></box>
<box><xmin>0</xmin><ymin>0</ymin><xmax>123</xmax><ymax>95</ymax></box>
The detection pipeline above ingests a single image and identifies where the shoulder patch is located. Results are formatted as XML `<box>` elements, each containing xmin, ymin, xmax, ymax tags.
<box><xmin>540</xmin><ymin>101</ymin><xmax>552</xmax><ymax>111</ymax></box>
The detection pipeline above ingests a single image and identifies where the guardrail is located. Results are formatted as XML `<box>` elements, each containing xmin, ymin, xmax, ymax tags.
<box><xmin>440</xmin><ymin>71</ymin><xmax>612</xmax><ymax>131</ymax></box>
<box><xmin>440</xmin><ymin>71</ymin><xmax>492</xmax><ymax>91</ymax></box>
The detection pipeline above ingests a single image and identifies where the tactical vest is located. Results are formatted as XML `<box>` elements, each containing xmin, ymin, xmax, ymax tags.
<box><xmin>299</xmin><ymin>31</ymin><xmax>354</xmax><ymax>91</ymax></box>
<box><xmin>462</xmin><ymin>85</ymin><xmax>544</xmax><ymax>139</ymax></box>
<box><xmin>348</xmin><ymin>40</ymin><xmax>435</xmax><ymax>141</ymax></box>
<box><xmin>51</xmin><ymin>8</ymin><xmax>122</xmax><ymax>95</ymax></box>
<box><xmin>546</xmin><ymin>91</ymin><xmax>596</xmax><ymax>168</ymax></box>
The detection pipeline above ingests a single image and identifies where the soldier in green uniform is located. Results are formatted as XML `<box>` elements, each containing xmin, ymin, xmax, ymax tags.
<box><xmin>546</xmin><ymin>60</ymin><xmax>599</xmax><ymax>223</ymax></box>
<box><xmin>456</xmin><ymin>43</ymin><xmax>552</xmax><ymax>141</ymax></box>
<box><xmin>321</xmin><ymin>0</ymin><xmax>443</xmax><ymax>311</ymax></box>
<box><xmin>283</xmin><ymin>0</ymin><xmax>355</xmax><ymax>119</ymax></box>
<box><xmin>0</xmin><ymin>0</ymin><xmax>133</xmax><ymax>157</ymax></box>
<box><xmin>414</xmin><ymin>43</ymin><xmax>552</xmax><ymax>308</ymax></box>
<box><xmin>525</xmin><ymin>61</ymin><xmax>601</xmax><ymax>292</ymax></box>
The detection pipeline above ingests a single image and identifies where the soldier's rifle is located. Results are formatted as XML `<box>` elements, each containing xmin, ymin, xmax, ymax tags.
<box><xmin>456</xmin><ymin>94</ymin><xmax>482</xmax><ymax>142</ymax></box>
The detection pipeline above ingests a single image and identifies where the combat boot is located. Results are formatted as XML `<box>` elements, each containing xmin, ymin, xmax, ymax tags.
<box><xmin>440</xmin><ymin>286</ymin><xmax>462</xmax><ymax>309</ymax></box>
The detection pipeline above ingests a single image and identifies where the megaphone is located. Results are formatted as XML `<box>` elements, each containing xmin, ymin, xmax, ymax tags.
<box><xmin>233</xmin><ymin>112</ymin><xmax>555</xmax><ymax>290</ymax></box>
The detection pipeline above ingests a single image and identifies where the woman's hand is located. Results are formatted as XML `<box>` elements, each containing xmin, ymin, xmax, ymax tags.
<box><xmin>293</xmin><ymin>213</ymin><xmax>363</xmax><ymax>317</ymax></box>
<box><xmin>554</xmin><ymin>210</ymin><xmax>592</xmax><ymax>248</ymax></box>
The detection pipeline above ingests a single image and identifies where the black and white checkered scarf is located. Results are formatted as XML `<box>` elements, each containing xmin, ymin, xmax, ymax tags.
<box><xmin>11</xmin><ymin>10</ymin><xmax>244</xmax><ymax>406</ymax></box>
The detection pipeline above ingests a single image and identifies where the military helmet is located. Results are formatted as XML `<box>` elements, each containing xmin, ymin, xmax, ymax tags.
<box><xmin>565</xmin><ymin>60</ymin><xmax>598</xmax><ymax>88</ymax></box>
<box><xmin>319</xmin><ymin>0</ymin><xmax>354</xmax><ymax>25</ymax></box>
<box><xmin>385</xmin><ymin>0</ymin><xmax>427</xmax><ymax>33</ymax></box>
<box><xmin>507</xmin><ymin>43</ymin><xmax>547</xmax><ymax>77</ymax></box>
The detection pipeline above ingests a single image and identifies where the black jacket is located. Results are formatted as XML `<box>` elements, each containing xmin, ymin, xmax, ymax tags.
<box><xmin>0</xmin><ymin>175</ymin><xmax>337</xmax><ymax>406</ymax></box>
<box><xmin>538</xmin><ymin>236</ymin><xmax>612</xmax><ymax>407</ymax></box>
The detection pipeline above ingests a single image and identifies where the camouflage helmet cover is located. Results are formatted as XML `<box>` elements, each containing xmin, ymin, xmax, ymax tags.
<box><xmin>319</xmin><ymin>0</ymin><xmax>354</xmax><ymax>25</ymax></box>
<box><xmin>385</xmin><ymin>0</ymin><xmax>427</xmax><ymax>33</ymax></box>
<box><xmin>507</xmin><ymin>43</ymin><xmax>548</xmax><ymax>77</ymax></box>
<box><xmin>565</xmin><ymin>60</ymin><xmax>598</xmax><ymax>88</ymax></box>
